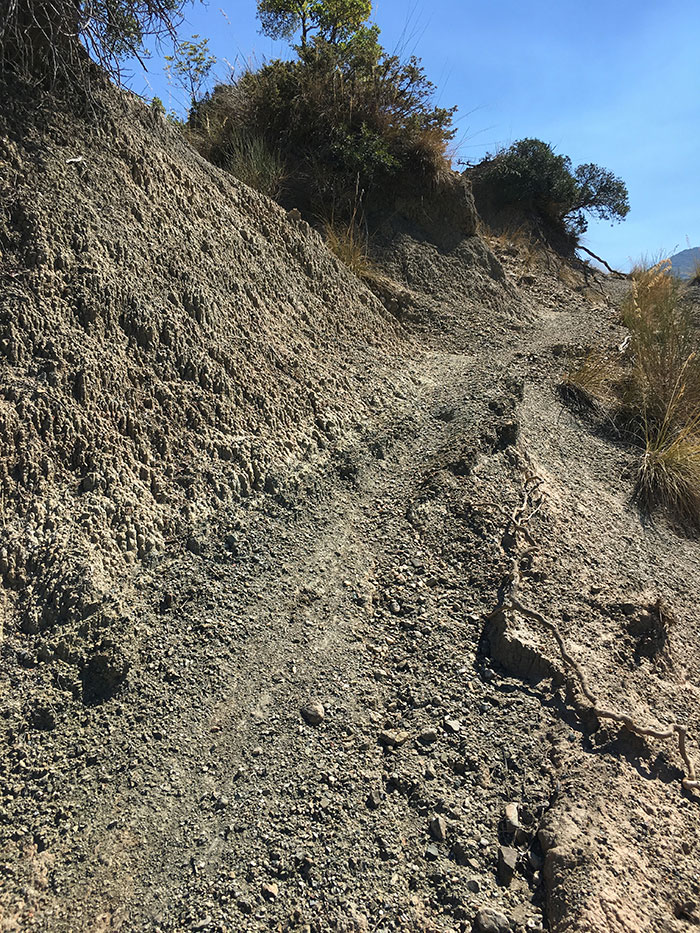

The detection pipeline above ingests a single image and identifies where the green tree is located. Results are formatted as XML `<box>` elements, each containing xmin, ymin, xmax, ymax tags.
<box><xmin>257</xmin><ymin>0</ymin><xmax>372</xmax><ymax>49</ymax></box>
<box><xmin>1</xmin><ymin>0</ymin><xmax>191</xmax><ymax>89</ymax></box>
<box><xmin>165</xmin><ymin>34</ymin><xmax>215</xmax><ymax>107</ymax></box>
<box><xmin>572</xmin><ymin>162</ymin><xmax>631</xmax><ymax>229</ymax></box>
<box><xmin>468</xmin><ymin>138</ymin><xmax>629</xmax><ymax>237</ymax></box>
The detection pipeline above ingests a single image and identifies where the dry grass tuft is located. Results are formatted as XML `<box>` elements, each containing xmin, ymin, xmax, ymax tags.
<box><xmin>484</xmin><ymin>223</ymin><xmax>532</xmax><ymax>252</ymax></box>
<box><xmin>482</xmin><ymin>223</ymin><xmax>541</xmax><ymax>272</ymax></box>
<box><xmin>565</xmin><ymin>257</ymin><xmax>700</xmax><ymax>527</ymax></box>
<box><xmin>324</xmin><ymin>218</ymin><xmax>373</xmax><ymax>279</ymax></box>
<box><xmin>556</xmin><ymin>262</ymin><xmax>582</xmax><ymax>290</ymax></box>
<box><xmin>563</xmin><ymin>350</ymin><xmax>617</xmax><ymax>409</ymax></box>
<box><xmin>636</xmin><ymin>413</ymin><xmax>700</xmax><ymax>526</ymax></box>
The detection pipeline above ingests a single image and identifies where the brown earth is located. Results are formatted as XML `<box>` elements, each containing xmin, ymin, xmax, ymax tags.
<box><xmin>1</xmin><ymin>85</ymin><xmax>700</xmax><ymax>933</ymax></box>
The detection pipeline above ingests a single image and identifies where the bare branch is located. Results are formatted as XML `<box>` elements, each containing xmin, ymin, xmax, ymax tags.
<box><xmin>577</xmin><ymin>244</ymin><xmax>626</xmax><ymax>279</ymax></box>
<box><xmin>1</xmin><ymin>0</ymin><xmax>187</xmax><ymax>92</ymax></box>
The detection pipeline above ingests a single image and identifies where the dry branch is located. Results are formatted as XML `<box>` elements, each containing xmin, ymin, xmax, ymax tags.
<box><xmin>0</xmin><ymin>0</ymin><xmax>182</xmax><ymax>91</ymax></box>
<box><xmin>576</xmin><ymin>244</ymin><xmax>626</xmax><ymax>279</ymax></box>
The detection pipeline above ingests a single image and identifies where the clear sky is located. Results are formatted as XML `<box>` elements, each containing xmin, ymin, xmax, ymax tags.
<box><xmin>130</xmin><ymin>0</ymin><xmax>700</xmax><ymax>270</ymax></box>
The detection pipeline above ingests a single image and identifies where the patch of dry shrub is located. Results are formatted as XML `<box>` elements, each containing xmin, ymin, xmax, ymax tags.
<box><xmin>564</xmin><ymin>259</ymin><xmax>700</xmax><ymax>527</ymax></box>
<box><xmin>563</xmin><ymin>350</ymin><xmax>618</xmax><ymax>410</ymax></box>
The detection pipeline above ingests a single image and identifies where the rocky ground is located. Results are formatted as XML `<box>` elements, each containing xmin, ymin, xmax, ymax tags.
<box><xmin>2</xmin><ymin>87</ymin><xmax>700</xmax><ymax>933</ymax></box>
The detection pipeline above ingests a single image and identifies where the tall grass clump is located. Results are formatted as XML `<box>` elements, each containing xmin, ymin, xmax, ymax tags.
<box><xmin>324</xmin><ymin>217</ymin><xmax>372</xmax><ymax>277</ymax></box>
<box><xmin>222</xmin><ymin>131</ymin><xmax>287</xmax><ymax>199</ymax></box>
<box><xmin>322</xmin><ymin>182</ymin><xmax>374</xmax><ymax>278</ymax></box>
<box><xmin>622</xmin><ymin>260</ymin><xmax>700</xmax><ymax>525</ymax></box>
<box><xmin>619</xmin><ymin>259</ymin><xmax>700</xmax><ymax>428</ymax></box>
<box><xmin>566</xmin><ymin>258</ymin><xmax>700</xmax><ymax>526</ymax></box>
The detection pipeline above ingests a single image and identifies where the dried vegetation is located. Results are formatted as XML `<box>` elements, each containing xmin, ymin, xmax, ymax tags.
<box><xmin>564</xmin><ymin>259</ymin><xmax>700</xmax><ymax>526</ymax></box>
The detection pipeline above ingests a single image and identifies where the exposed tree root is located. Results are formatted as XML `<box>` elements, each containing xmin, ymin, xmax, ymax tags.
<box><xmin>486</xmin><ymin>468</ymin><xmax>700</xmax><ymax>792</ymax></box>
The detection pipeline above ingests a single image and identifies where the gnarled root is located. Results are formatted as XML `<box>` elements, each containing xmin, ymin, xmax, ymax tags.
<box><xmin>486</xmin><ymin>468</ymin><xmax>699</xmax><ymax>791</ymax></box>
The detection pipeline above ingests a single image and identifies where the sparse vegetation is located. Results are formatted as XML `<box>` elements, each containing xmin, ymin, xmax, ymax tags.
<box><xmin>482</xmin><ymin>223</ymin><xmax>533</xmax><ymax>254</ymax></box>
<box><xmin>564</xmin><ymin>259</ymin><xmax>700</xmax><ymax>526</ymax></box>
<box><xmin>164</xmin><ymin>34</ymin><xmax>215</xmax><ymax>107</ymax></box>
<box><xmin>468</xmin><ymin>138</ymin><xmax>629</xmax><ymax>249</ymax></box>
<box><xmin>1</xmin><ymin>0</ymin><xmax>188</xmax><ymax>89</ymax></box>
<box><xmin>693</xmin><ymin>252</ymin><xmax>700</xmax><ymax>285</ymax></box>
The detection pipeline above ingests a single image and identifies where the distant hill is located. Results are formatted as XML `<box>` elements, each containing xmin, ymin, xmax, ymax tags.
<box><xmin>670</xmin><ymin>246</ymin><xmax>700</xmax><ymax>279</ymax></box>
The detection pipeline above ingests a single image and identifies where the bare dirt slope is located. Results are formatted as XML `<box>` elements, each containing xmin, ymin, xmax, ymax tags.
<box><xmin>2</xmin><ymin>87</ymin><xmax>700</xmax><ymax>933</ymax></box>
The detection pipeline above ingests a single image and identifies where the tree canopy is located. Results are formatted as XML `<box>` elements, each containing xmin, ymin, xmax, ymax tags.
<box><xmin>572</xmin><ymin>162</ymin><xmax>631</xmax><ymax>227</ymax></box>
<box><xmin>257</xmin><ymin>0</ymin><xmax>372</xmax><ymax>49</ymax></box>
<box><xmin>468</xmin><ymin>138</ymin><xmax>630</xmax><ymax>239</ymax></box>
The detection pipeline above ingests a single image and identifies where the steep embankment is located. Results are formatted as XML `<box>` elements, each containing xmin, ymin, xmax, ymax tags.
<box><xmin>0</xmin><ymin>86</ymin><xmax>403</xmax><ymax>696</ymax></box>
<box><xmin>3</xmin><ymin>85</ymin><xmax>700</xmax><ymax>933</ymax></box>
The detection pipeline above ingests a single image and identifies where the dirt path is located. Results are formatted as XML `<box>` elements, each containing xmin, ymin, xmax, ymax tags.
<box><xmin>4</xmin><ymin>246</ymin><xmax>700</xmax><ymax>933</ymax></box>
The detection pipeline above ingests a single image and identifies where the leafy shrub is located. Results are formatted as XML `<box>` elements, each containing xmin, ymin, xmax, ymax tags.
<box><xmin>189</xmin><ymin>24</ymin><xmax>456</xmax><ymax>219</ymax></box>
<box><xmin>468</xmin><ymin>138</ymin><xmax>629</xmax><ymax>245</ymax></box>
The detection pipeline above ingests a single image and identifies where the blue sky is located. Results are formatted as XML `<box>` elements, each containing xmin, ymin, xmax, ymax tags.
<box><xmin>130</xmin><ymin>0</ymin><xmax>700</xmax><ymax>270</ymax></box>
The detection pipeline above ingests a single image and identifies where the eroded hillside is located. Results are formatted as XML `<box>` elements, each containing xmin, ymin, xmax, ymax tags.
<box><xmin>0</xmin><ymin>87</ymin><xmax>405</xmax><ymax>698</ymax></box>
<box><xmin>2</xmin><ymin>86</ymin><xmax>700</xmax><ymax>933</ymax></box>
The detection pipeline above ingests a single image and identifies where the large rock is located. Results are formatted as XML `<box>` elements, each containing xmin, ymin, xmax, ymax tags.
<box><xmin>473</xmin><ymin>907</ymin><xmax>512</xmax><ymax>933</ymax></box>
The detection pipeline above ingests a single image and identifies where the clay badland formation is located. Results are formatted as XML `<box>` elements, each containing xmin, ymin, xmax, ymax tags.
<box><xmin>2</xmin><ymin>83</ymin><xmax>700</xmax><ymax>933</ymax></box>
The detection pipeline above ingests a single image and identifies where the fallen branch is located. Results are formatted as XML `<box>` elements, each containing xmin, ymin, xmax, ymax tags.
<box><xmin>487</xmin><ymin>471</ymin><xmax>699</xmax><ymax>791</ymax></box>
<box><xmin>576</xmin><ymin>244</ymin><xmax>626</xmax><ymax>279</ymax></box>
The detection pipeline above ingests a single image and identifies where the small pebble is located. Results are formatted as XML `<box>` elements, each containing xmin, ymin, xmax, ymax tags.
<box><xmin>429</xmin><ymin>816</ymin><xmax>447</xmax><ymax>843</ymax></box>
<box><xmin>301</xmin><ymin>699</ymin><xmax>325</xmax><ymax>725</ymax></box>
